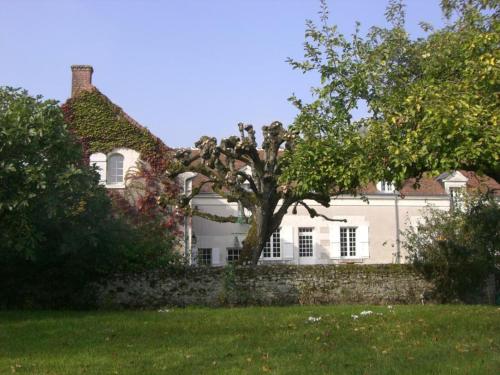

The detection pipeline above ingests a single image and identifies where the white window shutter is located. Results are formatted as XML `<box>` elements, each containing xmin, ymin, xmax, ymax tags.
<box><xmin>357</xmin><ymin>224</ymin><xmax>369</xmax><ymax>258</ymax></box>
<box><xmin>281</xmin><ymin>226</ymin><xmax>294</xmax><ymax>259</ymax></box>
<box><xmin>89</xmin><ymin>153</ymin><xmax>107</xmax><ymax>184</ymax></box>
<box><xmin>211</xmin><ymin>248</ymin><xmax>221</xmax><ymax>266</ymax></box>
<box><xmin>329</xmin><ymin>224</ymin><xmax>341</xmax><ymax>258</ymax></box>
<box><xmin>191</xmin><ymin>247</ymin><xmax>198</xmax><ymax>265</ymax></box>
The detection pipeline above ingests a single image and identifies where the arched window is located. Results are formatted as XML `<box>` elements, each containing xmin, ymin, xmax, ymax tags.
<box><xmin>107</xmin><ymin>154</ymin><xmax>124</xmax><ymax>184</ymax></box>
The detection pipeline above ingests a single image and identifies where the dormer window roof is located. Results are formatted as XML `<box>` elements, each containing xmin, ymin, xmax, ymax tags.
<box><xmin>437</xmin><ymin>171</ymin><xmax>468</xmax><ymax>194</ymax></box>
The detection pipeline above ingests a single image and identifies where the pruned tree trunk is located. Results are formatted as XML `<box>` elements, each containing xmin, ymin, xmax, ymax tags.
<box><xmin>240</xmin><ymin>219</ymin><xmax>259</xmax><ymax>264</ymax></box>
<box><xmin>240</xmin><ymin>208</ymin><xmax>276</xmax><ymax>265</ymax></box>
<box><xmin>168</xmin><ymin>121</ymin><xmax>346</xmax><ymax>266</ymax></box>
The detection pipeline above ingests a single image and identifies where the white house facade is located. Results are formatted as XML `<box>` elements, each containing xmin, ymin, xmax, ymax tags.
<box><xmin>185</xmin><ymin>181</ymin><xmax>453</xmax><ymax>267</ymax></box>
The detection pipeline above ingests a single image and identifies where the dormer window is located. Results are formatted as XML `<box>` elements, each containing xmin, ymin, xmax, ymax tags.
<box><xmin>107</xmin><ymin>153</ymin><xmax>124</xmax><ymax>185</ymax></box>
<box><xmin>376</xmin><ymin>181</ymin><xmax>394</xmax><ymax>193</ymax></box>
<box><xmin>437</xmin><ymin>171</ymin><xmax>468</xmax><ymax>211</ymax></box>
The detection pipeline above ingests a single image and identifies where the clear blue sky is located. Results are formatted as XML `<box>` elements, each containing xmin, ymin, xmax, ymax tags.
<box><xmin>1</xmin><ymin>0</ymin><xmax>445</xmax><ymax>147</ymax></box>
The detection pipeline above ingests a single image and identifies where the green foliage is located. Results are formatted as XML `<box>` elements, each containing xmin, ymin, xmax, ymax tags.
<box><xmin>363</xmin><ymin>0</ymin><xmax>500</xmax><ymax>183</ymax></box>
<box><xmin>0</xmin><ymin>87</ymin><xmax>123</xmax><ymax>306</ymax></box>
<box><xmin>283</xmin><ymin>0</ymin><xmax>500</xmax><ymax>192</ymax></box>
<box><xmin>404</xmin><ymin>193</ymin><xmax>499</xmax><ymax>302</ymax></box>
<box><xmin>0</xmin><ymin>88</ymin><xmax>179</xmax><ymax>308</ymax></box>
<box><xmin>62</xmin><ymin>89</ymin><xmax>171</xmax><ymax>173</ymax></box>
<box><xmin>0</xmin><ymin>87</ymin><xmax>103</xmax><ymax>259</ymax></box>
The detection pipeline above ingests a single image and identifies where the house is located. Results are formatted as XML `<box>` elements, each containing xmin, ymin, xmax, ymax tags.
<box><xmin>186</xmin><ymin>170</ymin><xmax>499</xmax><ymax>266</ymax></box>
<box><xmin>64</xmin><ymin>65</ymin><xmax>500</xmax><ymax>267</ymax></box>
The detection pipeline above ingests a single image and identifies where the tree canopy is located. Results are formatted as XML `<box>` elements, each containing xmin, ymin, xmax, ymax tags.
<box><xmin>0</xmin><ymin>87</ymin><xmax>104</xmax><ymax>258</ymax></box>
<box><xmin>168</xmin><ymin>0</ymin><xmax>500</xmax><ymax>264</ymax></box>
<box><xmin>283</xmin><ymin>0</ymin><xmax>499</xmax><ymax>193</ymax></box>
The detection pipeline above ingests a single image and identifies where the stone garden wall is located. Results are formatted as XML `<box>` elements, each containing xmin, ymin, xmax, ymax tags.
<box><xmin>97</xmin><ymin>264</ymin><xmax>438</xmax><ymax>308</ymax></box>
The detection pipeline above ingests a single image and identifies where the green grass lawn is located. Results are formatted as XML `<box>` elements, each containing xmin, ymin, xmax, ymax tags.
<box><xmin>0</xmin><ymin>305</ymin><xmax>499</xmax><ymax>375</ymax></box>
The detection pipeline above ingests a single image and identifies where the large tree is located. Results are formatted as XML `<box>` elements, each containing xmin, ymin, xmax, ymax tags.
<box><xmin>0</xmin><ymin>88</ymin><xmax>178</xmax><ymax>307</ymax></box>
<box><xmin>283</xmin><ymin>0</ymin><xmax>499</xmax><ymax>194</ymax></box>
<box><xmin>169</xmin><ymin>122</ymin><xmax>351</xmax><ymax>264</ymax></box>
<box><xmin>0</xmin><ymin>87</ymin><xmax>104</xmax><ymax>258</ymax></box>
<box><xmin>0</xmin><ymin>87</ymin><xmax>123</xmax><ymax>306</ymax></box>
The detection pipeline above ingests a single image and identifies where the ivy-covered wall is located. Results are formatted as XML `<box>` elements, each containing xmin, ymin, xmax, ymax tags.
<box><xmin>62</xmin><ymin>89</ymin><xmax>172</xmax><ymax>173</ymax></box>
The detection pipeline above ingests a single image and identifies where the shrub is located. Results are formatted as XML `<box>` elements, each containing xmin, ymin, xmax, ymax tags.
<box><xmin>404</xmin><ymin>192</ymin><xmax>499</xmax><ymax>302</ymax></box>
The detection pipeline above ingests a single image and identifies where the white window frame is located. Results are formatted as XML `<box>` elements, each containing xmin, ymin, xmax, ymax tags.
<box><xmin>449</xmin><ymin>186</ymin><xmax>465</xmax><ymax>211</ymax></box>
<box><xmin>298</xmin><ymin>227</ymin><xmax>314</xmax><ymax>257</ymax></box>
<box><xmin>197</xmin><ymin>248</ymin><xmax>212</xmax><ymax>266</ymax></box>
<box><xmin>376</xmin><ymin>181</ymin><xmax>394</xmax><ymax>193</ymax></box>
<box><xmin>227</xmin><ymin>248</ymin><xmax>241</xmax><ymax>264</ymax></box>
<box><xmin>262</xmin><ymin>229</ymin><xmax>281</xmax><ymax>259</ymax></box>
<box><xmin>330</xmin><ymin>220</ymin><xmax>369</xmax><ymax>260</ymax></box>
<box><xmin>340</xmin><ymin>227</ymin><xmax>357</xmax><ymax>258</ymax></box>
<box><xmin>107</xmin><ymin>153</ymin><xmax>124</xmax><ymax>185</ymax></box>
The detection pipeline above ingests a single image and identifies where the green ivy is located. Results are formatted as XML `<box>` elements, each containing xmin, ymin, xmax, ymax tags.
<box><xmin>62</xmin><ymin>89</ymin><xmax>171</xmax><ymax>173</ymax></box>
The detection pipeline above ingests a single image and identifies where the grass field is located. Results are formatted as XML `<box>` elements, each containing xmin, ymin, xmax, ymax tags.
<box><xmin>0</xmin><ymin>305</ymin><xmax>499</xmax><ymax>374</ymax></box>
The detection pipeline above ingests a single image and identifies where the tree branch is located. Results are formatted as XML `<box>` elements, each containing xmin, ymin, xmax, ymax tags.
<box><xmin>211</xmin><ymin>184</ymin><xmax>256</xmax><ymax>211</ymax></box>
<box><xmin>235</xmin><ymin>171</ymin><xmax>259</xmax><ymax>195</ymax></box>
<box><xmin>184</xmin><ymin>206</ymin><xmax>249</xmax><ymax>224</ymax></box>
<box><xmin>217</xmin><ymin>144</ymin><xmax>254</xmax><ymax>168</ymax></box>
<box><xmin>177</xmin><ymin>178</ymin><xmax>216</xmax><ymax>207</ymax></box>
<box><xmin>297</xmin><ymin>201</ymin><xmax>347</xmax><ymax>222</ymax></box>
<box><xmin>300</xmin><ymin>192</ymin><xmax>332</xmax><ymax>207</ymax></box>
<box><xmin>269</xmin><ymin>195</ymin><xmax>296</xmax><ymax>233</ymax></box>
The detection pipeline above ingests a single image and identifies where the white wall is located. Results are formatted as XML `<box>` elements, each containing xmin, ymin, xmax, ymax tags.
<box><xmin>190</xmin><ymin>193</ymin><xmax>450</xmax><ymax>266</ymax></box>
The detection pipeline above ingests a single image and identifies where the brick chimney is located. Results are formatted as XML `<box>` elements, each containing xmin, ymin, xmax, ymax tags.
<box><xmin>71</xmin><ymin>65</ymin><xmax>94</xmax><ymax>97</ymax></box>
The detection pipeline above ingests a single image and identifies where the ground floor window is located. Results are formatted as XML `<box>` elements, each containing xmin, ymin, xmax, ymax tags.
<box><xmin>197</xmin><ymin>248</ymin><xmax>212</xmax><ymax>265</ymax></box>
<box><xmin>227</xmin><ymin>248</ymin><xmax>241</xmax><ymax>263</ymax></box>
<box><xmin>298</xmin><ymin>227</ymin><xmax>313</xmax><ymax>257</ymax></box>
<box><xmin>340</xmin><ymin>227</ymin><xmax>356</xmax><ymax>257</ymax></box>
<box><xmin>263</xmin><ymin>229</ymin><xmax>281</xmax><ymax>258</ymax></box>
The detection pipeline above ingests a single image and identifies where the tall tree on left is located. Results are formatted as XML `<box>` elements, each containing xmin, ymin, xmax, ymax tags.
<box><xmin>0</xmin><ymin>88</ymin><xmax>106</xmax><ymax>257</ymax></box>
<box><xmin>0</xmin><ymin>88</ymin><xmax>133</xmax><ymax>307</ymax></box>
